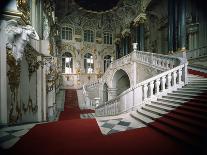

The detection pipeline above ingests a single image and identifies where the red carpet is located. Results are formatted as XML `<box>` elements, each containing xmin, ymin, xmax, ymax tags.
<box><xmin>2</xmin><ymin>89</ymin><xmax>206</xmax><ymax>155</ymax></box>
<box><xmin>188</xmin><ymin>69</ymin><xmax>207</xmax><ymax>78</ymax></box>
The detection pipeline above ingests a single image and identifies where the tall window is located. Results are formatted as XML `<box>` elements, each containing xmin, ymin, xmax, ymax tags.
<box><xmin>104</xmin><ymin>32</ymin><xmax>112</xmax><ymax>44</ymax></box>
<box><xmin>61</xmin><ymin>27</ymin><xmax>72</xmax><ymax>40</ymax></box>
<box><xmin>84</xmin><ymin>30</ymin><xmax>94</xmax><ymax>42</ymax></box>
<box><xmin>84</xmin><ymin>53</ymin><xmax>94</xmax><ymax>73</ymax></box>
<box><xmin>104</xmin><ymin>55</ymin><xmax>112</xmax><ymax>72</ymax></box>
<box><xmin>62</xmin><ymin>52</ymin><xmax>73</xmax><ymax>74</ymax></box>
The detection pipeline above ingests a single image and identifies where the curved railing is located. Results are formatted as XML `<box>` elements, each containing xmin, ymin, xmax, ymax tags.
<box><xmin>172</xmin><ymin>46</ymin><xmax>207</xmax><ymax>60</ymax></box>
<box><xmin>187</xmin><ymin>46</ymin><xmax>207</xmax><ymax>60</ymax></box>
<box><xmin>95</xmin><ymin>51</ymin><xmax>188</xmax><ymax>116</ymax></box>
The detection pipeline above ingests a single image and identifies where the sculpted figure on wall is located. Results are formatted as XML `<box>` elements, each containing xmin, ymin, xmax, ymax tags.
<box><xmin>5</xmin><ymin>20</ymin><xmax>39</xmax><ymax>62</ymax></box>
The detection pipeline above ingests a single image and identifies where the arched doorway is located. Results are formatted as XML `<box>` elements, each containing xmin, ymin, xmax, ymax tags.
<box><xmin>112</xmin><ymin>69</ymin><xmax>130</xmax><ymax>96</ymax></box>
<box><xmin>103</xmin><ymin>83</ymin><xmax>108</xmax><ymax>103</ymax></box>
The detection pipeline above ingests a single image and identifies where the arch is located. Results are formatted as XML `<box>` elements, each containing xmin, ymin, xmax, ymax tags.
<box><xmin>62</xmin><ymin>52</ymin><xmax>73</xmax><ymax>74</ymax></box>
<box><xmin>112</xmin><ymin>69</ymin><xmax>130</xmax><ymax>96</ymax></box>
<box><xmin>103</xmin><ymin>83</ymin><xmax>108</xmax><ymax>103</ymax></box>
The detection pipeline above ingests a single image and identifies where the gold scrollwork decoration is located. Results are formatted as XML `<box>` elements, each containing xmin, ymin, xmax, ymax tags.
<box><xmin>25</xmin><ymin>44</ymin><xmax>40</xmax><ymax>79</ymax></box>
<box><xmin>23</xmin><ymin>97</ymin><xmax>38</xmax><ymax>113</ymax></box>
<box><xmin>7</xmin><ymin>48</ymin><xmax>22</xmax><ymax>124</ymax></box>
<box><xmin>16</xmin><ymin>0</ymin><xmax>30</xmax><ymax>24</ymax></box>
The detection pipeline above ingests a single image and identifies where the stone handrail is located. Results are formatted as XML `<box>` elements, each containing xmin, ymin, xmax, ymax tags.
<box><xmin>172</xmin><ymin>46</ymin><xmax>207</xmax><ymax>60</ymax></box>
<box><xmin>95</xmin><ymin>51</ymin><xmax>187</xmax><ymax>116</ymax></box>
<box><xmin>134</xmin><ymin>51</ymin><xmax>180</xmax><ymax>70</ymax></box>
<box><xmin>187</xmin><ymin>46</ymin><xmax>207</xmax><ymax>60</ymax></box>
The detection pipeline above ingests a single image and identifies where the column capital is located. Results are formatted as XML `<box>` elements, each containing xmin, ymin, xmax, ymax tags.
<box><xmin>133</xmin><ymin>13</ymin><xmax>147</xmax><ymax>26</ymax></box>
<box><xmin>121</xmin><ymin>29</ymin><xmax>130</xmax><ymax>37</ymax></box>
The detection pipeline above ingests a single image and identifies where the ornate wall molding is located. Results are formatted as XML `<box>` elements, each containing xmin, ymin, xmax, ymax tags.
<box><xmin>24</xmin><ymin>44</ymin><xmax>40</xmax><ymax>79</ymax></box>
<box><xmin>7</xmin><ymin>48</ymin><xmax>21</xmax><ymax>123</ymax></box>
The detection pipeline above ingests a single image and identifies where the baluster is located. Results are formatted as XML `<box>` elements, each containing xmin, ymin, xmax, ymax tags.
<box><xmin>149</xmin><ymin>81</ymin><xmax>154</xmax><ymax>97</ymax></box>
<box><xmin>161</xmin><ymin>75</ymin><xmax>166</xmax><ymax>92</ymax></box>
<box><xmin>143</xmin><ymin>84</ymin><xmax>148</xmax><ymax>100</ymax></box>
<box><xmin>155</xmin><ymin>78</ymin><xmax>161</xmax><ymax>94</ymax></box>
<box><xmin>173</xmin><ymin>70</ymin><xmax>177</xmax><ymax>86</ymax></box>
<box><xmin>178</xmin><ymin>68</ymin><xmax>182</xmax><ymax>84</ymax></box>
<box><xmin>167</xmin><ymin>73</ymin><xmax>172</xmax><ymax>89</ymax></box>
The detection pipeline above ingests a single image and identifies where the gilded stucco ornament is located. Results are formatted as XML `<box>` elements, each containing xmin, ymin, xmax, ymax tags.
<box><xmin>7</xmin><ymin>49</ymin><xmax>22</xmax><ymax>123</ymax></box>
<box><xmin>5</xmin><ymin>20</ymin><xmax>39</xmax><ymax>63</ymax></box>
<box><xmin>25</xmin><ymin>44</ymin><xmax>40</xmax><ymax>79</ymax></box>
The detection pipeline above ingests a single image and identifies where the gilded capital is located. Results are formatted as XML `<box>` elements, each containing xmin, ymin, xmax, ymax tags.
<box><xmin>133</xmin><ymin>13</ymin><xmax>147</xmax><ymax>26</ymax></box>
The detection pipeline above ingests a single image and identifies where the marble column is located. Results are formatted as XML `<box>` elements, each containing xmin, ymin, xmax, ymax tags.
<box><xmin>0</xmin><ymin>20</ymin><xmax>8</xmax><ymax>124</ymax></box>
<box><xmin>37</xmin><ymin>56</ymin><xmax>42</xmax><ymax>122</ymax></box>
<box><xmin>139</xmin><ymin>23</ymin><xmax>144</xmax><ymax>51</ymax></box>
<box><xmin>179</xmin><ymin>0</ymin><xmax>186</xmax><ymax>51</ymax></box>
<box><xmin>168</xmin><ymin>0</ymin><xmax>174</xmax><ymax>53</ymax></box>
<box><xmin>115</xmin><ymin>39</ymin><xmax>121</xmax><ymax>59</ymax></box>
<box><xmin>125</xmin><ymin>35</ymin><xmax>130</xmax><ymax>55</ymax></box>
<box><xmin>133</xmin><ymin>13</ymin><xmax>146</xmax><ymax>51</ymax></box>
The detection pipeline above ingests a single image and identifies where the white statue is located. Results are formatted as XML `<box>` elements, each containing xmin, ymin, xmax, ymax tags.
<box><xmin>5</xmin><ymin>20</ymin><xmax>39</xmax><ymax>62</ymax></box>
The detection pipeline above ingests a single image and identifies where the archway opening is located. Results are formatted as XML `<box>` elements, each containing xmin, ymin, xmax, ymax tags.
<box><xmin>112</xmin><ymin>69</ymin><xmax>130</xmax><ymax>96</ymax></box>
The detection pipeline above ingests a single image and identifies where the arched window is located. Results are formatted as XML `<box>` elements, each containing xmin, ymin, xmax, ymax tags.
<box><xmin>104</xmin><ymin>55</ymin><xmax>112</xmax><ymax>72</ymax></box>
<box><xmin>61</xmin><ymin>27</ymin><xmax>72</xmax><ymax>40</ymax></box>
<box><xmin>104</xmin><ymin>32</ymin><xmax>112</xmax><ymax>44</ymax></box>
<box><xmin>62</xmin><ymin>52</ymin><xmax>73</xmax><ymax>74</ymax></box>
<box><xmin>84</xmin><ymin>53</ymin><xmax>94</xmax><ymax>73</ymax></box>
<box><xmin>84</xmin><ymin>30</ymin><xmax>94</xmax><ymax>42</ymax></box>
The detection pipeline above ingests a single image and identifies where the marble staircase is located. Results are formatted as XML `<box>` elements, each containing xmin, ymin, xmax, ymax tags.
<box><xmin>130</xmin><ymin>74</ymin><xmax>207</xmax><ymax>147</ymax></box>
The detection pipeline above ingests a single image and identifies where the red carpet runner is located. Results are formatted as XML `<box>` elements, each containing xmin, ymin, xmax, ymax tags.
<box><xmin>3</xmin><ymin>88</ymin><xmax>206</xmax><ymax>155</ymax></box>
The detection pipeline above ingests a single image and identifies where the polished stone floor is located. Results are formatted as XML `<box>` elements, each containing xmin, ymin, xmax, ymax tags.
<box><xmin>96</xmin><ymin>113</ymin><xmax>146</xmax><ymax>135</ymax></box>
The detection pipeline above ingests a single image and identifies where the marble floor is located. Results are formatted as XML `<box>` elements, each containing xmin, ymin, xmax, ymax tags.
<box><xmin>0</xmin><ymin>123</ymin><xmax>43</xmax><ymax>149</ymax></box>
<box><xmin>96</xmin><ymin>113</ymin><xmax>146</xmax><ymax>135</ymax></box>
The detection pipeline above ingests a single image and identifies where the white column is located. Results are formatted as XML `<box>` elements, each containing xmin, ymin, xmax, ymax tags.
<box><xmin>42</xmin><ymin>62</ymin><xmax>47</xmax><ymax>121</ymax></box>
<box><xmin>0</xmin><ymin>20</ymin><xmax>8</xmax><ymax>124</ymax></box>
<box><xmin>36</xmin><ymin>56</ymin><xmax>42</xmax><ymax>122</ymax></box>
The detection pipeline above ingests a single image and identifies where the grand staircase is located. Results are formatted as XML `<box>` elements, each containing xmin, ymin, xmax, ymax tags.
<box><xmin>130</xmin><ymin>73</ymin><xmax>207</xmax><ymax>148</ymax></box>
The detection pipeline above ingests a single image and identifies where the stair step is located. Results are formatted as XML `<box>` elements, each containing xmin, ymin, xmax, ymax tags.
<box><xmin>184</xmin><ymin>101</ymin><xmax>207</xmax><ymax>109</ymax></box>
<box><xmin>150</xmin><ymin>121</ymin><xmax>202</xmax><ymax>147</ymax></box>
<box><xmin>146</xmin><ymin>103</ymin><xmax>174</xmax><ymax>111</ymax></box>
<box><xmin>168</xmin><ymin>92</ymin><xmax>207</xmax><ymax>100</ymax></box>
<box><xmin>172</xmin><ymin>108</ymin><xmax>207</xmax><ymax>122</ymax></box>
<box><xmin>130</xmin><ymin>111</ymin><xmax>153</xmax><ymax>124</ymax></box>
<box><xmin>142</xmin><ymin>106</ymin><xmax>168</xmax><ymax>115</ymax></box>
<box><xmin>177</xmin><ymin>105</ymin><xmax>207</xmax><ymax>116</ymax></box>
<box><xmin>157</xmin><ymin>116</ymin><xmax>203</xmax><ymax>137</ymax></box>
<box><xmin>152</xmin><ymin>101</ymin><xmax>181</xmax><ymax>108</ymax></box>
<box><xmin>137</xmin><ymin>109</ymin><xmax>161</xmax><ymax>119</ymax></box>
<box><xmin>174</xmin><ymin>90</ymin><xmax>204</xmax><ymax>95</ymax></box>
<box><xmin>179</xmin><ymin>87</ymin><xmax>207</xmax><ymax>91</ymax></box>
<box><xmin>168</xmin><ymin>92</ymin><xmax>199</xmax><ymax>97</ymax></box>
<box><xmin>162</xmin><ymin>95</ymin><xmax>190</xmax><ymax>101</ymax></box>
<box><xmin>158</xmin><ymin>98</ymin><xmax>185</xmax><ymax>104</ymax></box>
<box><xmin>164</xmin><ymin>95</ymin><xmax>207</xmax><ymax>102</ymax></box>
<box><xmin>165</xmin><ymin>112</ymin><xmax>207</xmax><ymax>129</ymax></box>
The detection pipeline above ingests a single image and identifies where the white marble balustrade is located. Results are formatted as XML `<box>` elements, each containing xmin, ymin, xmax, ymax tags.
<box><xmin>187</xmin><ymin>46</ymin><xmax>207</xmax><ymax>60</ymax></box>
<box><xmin>95</xmin><ymin>58</ymin><xmax>188</xmax><ymax>117</ymax></box>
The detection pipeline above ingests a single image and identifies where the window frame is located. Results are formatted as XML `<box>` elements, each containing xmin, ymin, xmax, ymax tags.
<box><xmin>103</xmin><ymin>32</ymin><xmax>113</xmax><ymax>45</ymax></box>
<box><xmin>83</xmin><ymin>29</ymin><xmax>94</xmax><ymax>42</ymax></box>
<box><xmin>61</xmin><ymin>27</ymin><xmax>73</xmax><ymax>40</ymax></box>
